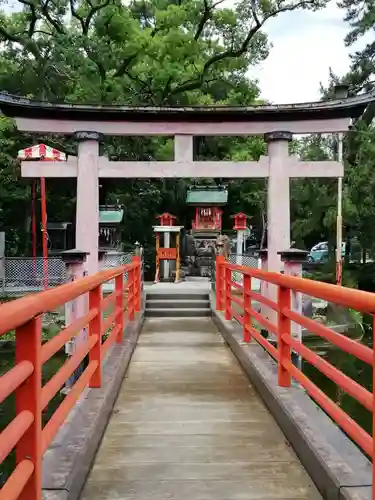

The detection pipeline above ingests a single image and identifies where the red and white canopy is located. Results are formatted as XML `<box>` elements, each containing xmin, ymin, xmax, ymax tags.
<box><xmin>17</xmin><ymin>144</ymin><xmax>66</xmax><ymax>161</ymax></box>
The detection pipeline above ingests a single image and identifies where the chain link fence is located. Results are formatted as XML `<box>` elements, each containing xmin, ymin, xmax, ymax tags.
<box><xmin>228</xmin><ymin>253</ymin><xmax>259</xmax><ymax>285</ymax></box>
<box><xmin>1</xmin><ymin>251</ymin><xmax>136</xmax><ymax>297</ymax></box>
<box><xmin>1</xmin><ymin>257</ymin><xmax>67</xmax><ymax>297</ymax></box>
<box><xmin>99</xmin><ymin>251</ymin><xmax>134</xmax><ymax>291</ymax></box>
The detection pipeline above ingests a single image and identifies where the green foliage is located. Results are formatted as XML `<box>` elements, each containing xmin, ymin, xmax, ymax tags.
<box><xmin>0</xmin><ymin>0</ymin><xmax>327</xmax><ymax>257</ymax></box>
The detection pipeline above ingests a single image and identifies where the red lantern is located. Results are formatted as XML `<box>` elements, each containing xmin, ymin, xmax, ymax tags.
<box><xmin>232</xmin><ymin>212</ymin><xmax>248</xmax><ymax>231</ymax></box>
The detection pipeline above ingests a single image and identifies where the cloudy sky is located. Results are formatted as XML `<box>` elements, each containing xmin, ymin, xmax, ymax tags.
<box><xmin>252</xmin><ymin>2</ymin><xmax>351</xmax><ymax>104</ymax></box>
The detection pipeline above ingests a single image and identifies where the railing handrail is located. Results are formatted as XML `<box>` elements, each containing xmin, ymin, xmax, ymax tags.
<box><xmin>216</xmin><ymin>256</ymin><xmax>375</xmax><ymax>485</ymax></box>
<box><xmin>0</xmin><ymin>263</ymin><xmax>136</xmax><ymax>336</ymax></box>
<box><xmin>225</xmin><ymin>262</ymin><xmax>375</xmax><ymax>313</ymax></box>
<box><xmin>0</xmin><ymin>256</ymin><xmax>142</xmax><ymax>500</ymax></box>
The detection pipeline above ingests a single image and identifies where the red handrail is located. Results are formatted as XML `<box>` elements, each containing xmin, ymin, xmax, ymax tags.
<box><xmin>0</xmin><ymin>255</ymin><xmax>142</xmax><ymax>500</ymax></box>
<box><xmin>216</xmin><ymin>256</ymin><xmax>375</xmax><ymax>498</ymax></box>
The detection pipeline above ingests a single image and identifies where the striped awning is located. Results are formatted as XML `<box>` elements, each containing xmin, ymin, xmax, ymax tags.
<box><xmin>17</xmin><ymin>144</ymin><xmax>66</xmax><ymax>161</ymax></box>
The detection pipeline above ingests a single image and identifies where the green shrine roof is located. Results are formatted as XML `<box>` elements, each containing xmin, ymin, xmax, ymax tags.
<box><xmin>99</xmin><ymin>208</ymin><xmax>124</xmax><ymax>224</ymax></box>
<box><xmin>186</xmin><ymin>188</ymin><xmax>228</xmax><ymax>206</ymax></box>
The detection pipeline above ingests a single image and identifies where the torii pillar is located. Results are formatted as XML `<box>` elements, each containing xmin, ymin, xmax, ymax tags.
<box><xmin>266</xmin><ymin>131</ymin><xmax>292</xmax><ymax>276</ymax></box>
<box><xmin>73</xmin><ymin>131</ymin><xmax>102</xmax><ymax>275</ymax></box>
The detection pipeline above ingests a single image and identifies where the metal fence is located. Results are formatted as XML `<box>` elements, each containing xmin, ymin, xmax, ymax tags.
<box><xmin>1</xmin><ymin>252</ymin><xmax>135</xmax><ymax>297</ymax></box>
<box><xmin>228</xmin><ymin>253</ymin><xmax>259</xmax><ymax>285</ymax></box>
<box><xmin>1</xmin><ymin>257</ymin><xmax>67</xmax><ymax>296</ymax></box>
<box><xmin>99</xmin><ymin>252</ymin><xmax>133</xmax><ymax>269</ymax></box>
<box><xmin>99</xmin><ymin>252</ymin><xmax>134</xmax><ymax>291</ymax></box>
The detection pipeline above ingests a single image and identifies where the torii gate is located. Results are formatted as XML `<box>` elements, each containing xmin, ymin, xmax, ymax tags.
<box><xmin>0</xmin><ymin>91</ymin><xmax>373</xmax><ymax>279</ymax></box>
<box><xmin>19</xmin><ymin>134</ymin><xmax>343</xmax><ymax>277</ymax></box>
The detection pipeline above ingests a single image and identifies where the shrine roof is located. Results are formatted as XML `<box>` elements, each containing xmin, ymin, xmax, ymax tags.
<box><xmin>186</xmin><ymin>188</ymin><xmax>228</xmax><ymax>205</ymax></box>
<box><xmin>99</xmin><ymin>208</ymin><xmax>124</xmax><ymax>224</ymax></box>
<box><xmin>0</xmin><ymin>91</ymin><xmax>373</xmax><ymax>122</ymax></box>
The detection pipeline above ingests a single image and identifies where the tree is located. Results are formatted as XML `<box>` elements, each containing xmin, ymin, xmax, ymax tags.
<box><xmin>0</xmin><ymin>0</ymin><xmax>329</xmax><ymax>256</ymax></box>
<box><xmin>0</xmin><ymin>0</ymin><xmax>328</xmax><ymax>104</ymax></box>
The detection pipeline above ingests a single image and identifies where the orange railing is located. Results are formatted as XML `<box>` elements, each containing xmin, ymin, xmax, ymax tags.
<box><xmin>216</xmin><ymin>255</ymin><xmax>375</xmax><ymax>494</ymax></box>
<box><xmin>0</xmin><ymin>256</ymin><xmax>142</xmax><ymax>500</ymax></box>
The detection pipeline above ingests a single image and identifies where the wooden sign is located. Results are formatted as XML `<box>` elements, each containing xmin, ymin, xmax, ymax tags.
<box><xmin>158</xmin><ymin>247</ymin><xmax>177</xmax><ymax>260</ymax></box>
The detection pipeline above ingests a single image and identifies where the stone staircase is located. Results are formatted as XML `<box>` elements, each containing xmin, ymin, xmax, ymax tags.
<box><xmin>145</xmin><ymin>291</ymin><xmax>211</xmax><ymax>317</ymax></box>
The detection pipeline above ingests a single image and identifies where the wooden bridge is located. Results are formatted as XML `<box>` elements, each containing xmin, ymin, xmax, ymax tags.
<box><xmin>0</xmin><ymin>256</ymin><xmax>373</xmax><ymax>500</ymax></box>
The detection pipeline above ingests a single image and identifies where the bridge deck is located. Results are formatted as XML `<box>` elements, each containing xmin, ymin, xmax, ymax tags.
<box><xmin>81</xmin><ymin>317</ymin><xmax>321</xmax><ymax>500</ymax></box>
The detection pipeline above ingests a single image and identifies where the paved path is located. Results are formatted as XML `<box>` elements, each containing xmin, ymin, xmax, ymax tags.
<box><xmin>81</xmin><ymin>317</ymin><xmax>321</xmax><ymax>499</ymax></box>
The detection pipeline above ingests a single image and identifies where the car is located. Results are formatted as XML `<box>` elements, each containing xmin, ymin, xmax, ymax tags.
<box><xmin>308</xmin><ymin>241</ymin><xmax>346</xmax><ymax>263</ymax></box>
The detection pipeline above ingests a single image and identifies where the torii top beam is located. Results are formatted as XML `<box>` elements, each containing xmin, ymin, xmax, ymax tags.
<box><xmin>0</xmin><ymin>91</ymin><xmax>374</xmax><ymax>135</ymax></box>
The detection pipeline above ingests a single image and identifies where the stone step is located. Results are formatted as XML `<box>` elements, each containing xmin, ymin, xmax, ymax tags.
<box><xmin>145</xmin><ymin>308</ymin><xmax>211</xmax><ymax>318</ymax></box>
<box><xmin>146</xmin><ymin>292</ymin><xmax>209</xmax><ymax>301</ymax></box>
<box><xmin>146</xmin><ymin>299</ymin><xmax>210</xmax><ymax>309</ymax></box>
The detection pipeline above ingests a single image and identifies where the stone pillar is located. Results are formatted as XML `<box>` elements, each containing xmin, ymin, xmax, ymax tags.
<box><xmin>61</xmin><ymin>250</ymin><xmax>89</xmax><ymax>392</ymax></box>
<box><xmin>233</xmin><ymin>230</ymin><xmax>244</xmax><ymax>285</ymax></box>
<box><xmin>134</xmin><ymin>241</ymin><xmax>141</xmax><ymax>256</ymax></box>
<box><xmin>258</xmin><ymin>249</ymin><xmax>271</xmax><ymax>336</ymax></box>
<box><xmin>264</xmin><ymin>131</ymin><xmax>292</xmax><ymax>326</ymax></box>
<box><xmin>279</xmin><ymin>248</ymin><xmax>308</xmax><ymax>370</ymax></box>
<box><xmin>73</xmin><ymin>131</ymin><xmax>102</xmax><ymax>276</ymax></box>
<box><xmin>134</xmin><ymin>242</ymin><xmax>143</xmax><ymax>289</ymax></box>
<box><xmin>236</xmin><ymin>230</ymin><xmax>244</xmax><ymax>265</ymax></box>
<box><xmin>98</xmin><ymin>249</ymin><xmax>107</xmax><ymax>269</ymax></box>
<box><xmin>0</xmin><ymin>232</ymin><xmax>4</xmax><ymax>293</ymax></box>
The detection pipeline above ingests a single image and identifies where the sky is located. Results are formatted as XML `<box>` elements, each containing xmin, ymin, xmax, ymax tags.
<box><xmin>251</xmin><ymin>2</ymin><xmax>352</xmax><ymax>104</ymax></box>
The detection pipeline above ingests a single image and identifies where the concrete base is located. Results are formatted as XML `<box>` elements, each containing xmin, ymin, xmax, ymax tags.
<box><xmin>42</xmin><ymin>295</ymin><xmax>145</xmax><ymax>500</ymax></box>
<box><xmin>210</xmin><ymin>293</ymin><xmax>372</xmax><ymax>500</ymax></box>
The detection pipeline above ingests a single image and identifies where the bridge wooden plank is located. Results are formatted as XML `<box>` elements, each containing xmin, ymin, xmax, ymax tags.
<box><xmin>81</xmin><ymin>317</ymin><xmax>321</xmax><ymax>500</ymax></box>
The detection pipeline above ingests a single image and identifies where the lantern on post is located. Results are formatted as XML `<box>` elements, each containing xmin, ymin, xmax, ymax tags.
<box><xmin>154</xmin><ymin>213</ymin><xmax>183</xmax><ymax>282</ymax></box>
<box><xmin>17</xmin><ymin>144</ymin><xmax>66</xmax><ymax>289</ymax></box>
<box><xmin>155</xmin><ymin>213</ymin><xmax>177</xmax><ymax>280</ymax></box>
<box><xmin>231</xmin><ymin>212</ymin><xmax>250</xmax><ymax>264</ymax></box>
<box><xmin>230</xmin><ymin>212</ymin><xmax>250</xmax><ymax>286</ymax></box>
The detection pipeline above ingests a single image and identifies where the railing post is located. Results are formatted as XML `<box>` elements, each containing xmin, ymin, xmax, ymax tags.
<box><xmin>61</xmin><ymin>250</ymin><xmax>89</xmax><ymax>391</ymax></box>
<box><xmin>216</xmin><ymin>255</ymin><xmax>225</xmax><ymax>311</ymax></box>
<box><xmin>89</xmin><ymin>285</ymin><xmax>102</xmax><ymax>388</ymax></box>
<box><xmin>277</xmin><ymin>285</ymin><xmax>291</xmax><ymax>387</ymax></box>
<box><xmin>225</xmin><ymin>264</ymin><xmax>232</xmax><ymax>320</ymax></box>
<box><xmin>278</xmin><ymin>249</ymin><xmax>308</xmax><ymax>370</ymax></box>
<box><xmin>372</xmin><ymin>315</ymin><xmax>375</xmax><ymax>498</ymax></box>
<box><xmin>128</xmin><ymin>266</ymin><xmax>135</xmax><ymax>321</ymax></box>
<box><xmin>15</xmin><ymin>316</ymin><xmax>42</xmax><ymax>500</ymax></box>
<box><xmin>115</xmin><ymin>274</ymin><xmax>124</xmax><ymax>343</ymax></box>
<box><xmin>243</xmin><ymin>274</ymin><xmax>251</xmax><ymax>342</ymax></box>
<box><xmin>132</xmin><ymin>255</ymin><xmax>141</xmax><ymax>312</ymax></box>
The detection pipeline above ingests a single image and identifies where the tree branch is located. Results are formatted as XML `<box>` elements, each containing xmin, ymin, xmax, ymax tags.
<box><xmin>83</xmin><ymin>0</ymin><xmax>111</xmax><ymax>35</ymax></box>
<box><xmin>17</xmin><ymin>0</ymin><xmax>38</xmax><ymax>37</ymax></box>
<box><xmin>166</xmin><ymin>0</ymin><xmax>315</xmax><ymax>99</ymax></box>
<box><xmin>114</xmin><ymin>24</ymin><xmax>160</xmax><ymax>79</ymax></box>
<box><xmin>68</xmin><ymin>0</ymin><xmax>110</xmax><ymax>82</ymax></box>
<box><xmin>0</xmin><ymin>23</ymin><xmax>40</xmax><ymax>60</ymax></box>
<box><xmin>194</xmin><ymin>0</ymin><xmax>225</xmax><ymax>41</ymax></box>
<box><xmin>69</xmin><ymin>0</ymin><xmax>86</xmax><ymax>33</ymax></box>
<box><xmin>194</xmin><ymin>0</ymin><xmax>210</xmax><ymax>40</ymax></box>
<box><xmin>114</xmin><ymin>54</ymin><xmax>138</xmax><ymax>78</ymax></box>
<box><xmin>40</xmin><ymin>0</ymin><xmax>64</xmax><ymax>33</ymax></box>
